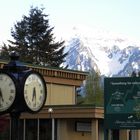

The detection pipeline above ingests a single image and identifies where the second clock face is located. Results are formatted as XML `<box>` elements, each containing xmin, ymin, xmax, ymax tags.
<box><xmin>0</xmin><ymin>73</ymin><xmax>16</xmax><ymax>112</ymax></box>
<box><xmin>23</xmin><ymin>73</ymin><xmax>46</xmax><ymax>112</ymax></box>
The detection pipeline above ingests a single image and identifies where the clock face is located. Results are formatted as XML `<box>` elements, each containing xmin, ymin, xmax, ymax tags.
<box><xmin>0</xmin><ymin>73</ymin><xmax>16</xmax><ymax>112</ymax></box>
<box><xmin>23</xmin><ymin>73</ymin><xmax>46</xmax><ymax>112</ymax></box>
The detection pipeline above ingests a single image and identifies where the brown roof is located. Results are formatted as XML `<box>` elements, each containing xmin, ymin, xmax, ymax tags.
<box><xmin>21</xmin><ymin>105</ymin><xmax>104</xmax><ymax>119</ymax></box>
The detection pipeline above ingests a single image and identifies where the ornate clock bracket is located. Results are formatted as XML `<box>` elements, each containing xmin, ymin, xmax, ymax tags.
<box><xmin>3</xmin><ymin>51</ymin><xmax>28</xmax><ymax>72</ymax></box>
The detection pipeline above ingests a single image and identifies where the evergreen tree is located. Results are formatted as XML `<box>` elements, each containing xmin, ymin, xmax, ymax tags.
<box><xmin>84</xmin><ymin>70</ymin><xmax>104</xmax><ymax>106</ymax></box>
<box><xmin>0</xmin><ymin>43</ymin><xmax>10</xmax><ymax>60</ymax></box>
<box><xmin>0</xmin><ymin>6</ymin><xmax>68</xmax><ymax>67</ymax></box>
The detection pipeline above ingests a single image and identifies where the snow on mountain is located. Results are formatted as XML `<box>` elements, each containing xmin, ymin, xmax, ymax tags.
<box><xmin>62</xmin><ymin>26</ymin><xmax>140</xmax><ymax>77</ymax></box>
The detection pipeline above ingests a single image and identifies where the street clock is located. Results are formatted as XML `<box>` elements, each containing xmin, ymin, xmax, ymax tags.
<box><xmin>0</xmin><ymin>52</ymin><xmax>47</xmax><ymax>140</ymax></box>
<box><xmin>22</xmin><ymin>71</ymin><xmax>47</xmax><ymax>113</ymax></box>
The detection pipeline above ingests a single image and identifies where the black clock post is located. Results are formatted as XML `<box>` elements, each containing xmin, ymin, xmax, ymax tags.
<box><xmin>0</xmin><ymin>52</ymin><xmax>47</xmax><ymax>140</ymax></box>
<box><xmin>2</xmin><ymin>52</ymin><xmax>29</xmax><ymax>140</ymax></box>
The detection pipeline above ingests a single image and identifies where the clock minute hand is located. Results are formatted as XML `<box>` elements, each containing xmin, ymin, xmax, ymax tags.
<box><xmin>32</xmin><ymin>87</ymin><xmax>36</xmax><ymax>105</ymax></box>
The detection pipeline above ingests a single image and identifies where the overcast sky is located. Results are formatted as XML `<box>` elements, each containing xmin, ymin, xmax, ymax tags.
<box><xmin>0</xmin><ymin>0</ymin><xmax>140</xmax><ymax>44</ymax></box>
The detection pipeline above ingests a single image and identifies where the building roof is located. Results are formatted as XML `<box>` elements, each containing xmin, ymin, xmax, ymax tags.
<box><xmin>0</xmin><ymin>59</ymin><xmax>88</xmax><ymax>86</ymax></box>
<box><xmin>21</xmin><ymin>105</ymin><xmax>104</xmax><ymax>119</ymax></box>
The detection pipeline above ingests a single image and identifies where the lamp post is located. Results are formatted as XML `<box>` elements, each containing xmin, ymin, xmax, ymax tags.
<box><xmin>48</xmin><ymin>108</ymin><xmax>55</xmax><ymax>140</ymax></box>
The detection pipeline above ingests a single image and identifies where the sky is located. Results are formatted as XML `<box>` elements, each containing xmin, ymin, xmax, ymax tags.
<box><xmin>0</xmin><ymin>0</ymin><xmax>140</xmax><ymax>45</ymax></box>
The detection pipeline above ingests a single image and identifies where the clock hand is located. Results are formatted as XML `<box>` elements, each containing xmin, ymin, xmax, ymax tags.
<box><xmin>32</xmin><ymin>87</ymin><xmax>35</xmax><ymax>101</ymax></box>
<box><xmin>0</xmin><ymin>88</ymin><xmax>4</xmax><ymax>102</ymax></box>
<box><xmin>34</xmin><ymin>87</ymin><xmax>36</xmax><ymax>106</ymax></box>
<box><xmin>0</xmin><ymin>88</ymin><xmax>4</xmax><ymax>107</ymax></box>
<box><xmin>32</xmin><ymin>87</ymin><xmax>36</xmax><ymax>106</ymax></box>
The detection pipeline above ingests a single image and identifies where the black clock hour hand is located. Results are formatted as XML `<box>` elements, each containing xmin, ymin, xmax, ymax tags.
<box><xmin>0</xmin><ymin>88</ymin><xmax>4</xmax><ymax>102</ymax></box>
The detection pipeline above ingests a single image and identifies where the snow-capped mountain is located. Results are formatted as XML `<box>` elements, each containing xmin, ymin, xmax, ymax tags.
<box><xmin>63</xmin><ymin>26</ymin><xmax>140</xmax><ymax>77</ymax></box>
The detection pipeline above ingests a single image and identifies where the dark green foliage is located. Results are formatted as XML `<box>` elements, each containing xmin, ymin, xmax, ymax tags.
<box><xmin>0</xmin><ymin>6</ymin><xmax>68</xmax><ymax>67</ymax></box>
<box><xmin>0</xmin><ymin>43</ymin><xmax>10</xmax><ymax>60</ymax></box>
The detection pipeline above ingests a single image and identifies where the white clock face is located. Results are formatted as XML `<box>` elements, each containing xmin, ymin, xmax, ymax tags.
<box><xmin>24</xmin><ymin>73</ymin><xmax>46</xmax><ymax>112</ymax></box>
<box><xmin>0</xmin><ymin>73</ymin><xmax>16</xmax><ymax>112</ymax></box>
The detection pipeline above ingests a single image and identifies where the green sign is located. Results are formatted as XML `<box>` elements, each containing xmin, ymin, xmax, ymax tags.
<box><xmin>104</xmin><ymin>77</ymin><xmax>140</xmax><ymax>129</ymax></box>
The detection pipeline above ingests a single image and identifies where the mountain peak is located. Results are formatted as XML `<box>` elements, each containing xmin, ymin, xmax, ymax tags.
<box><xmin>63</xmin><ymin>26</ymin><xmax>140</xmax><ymax>76</ymax></box>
